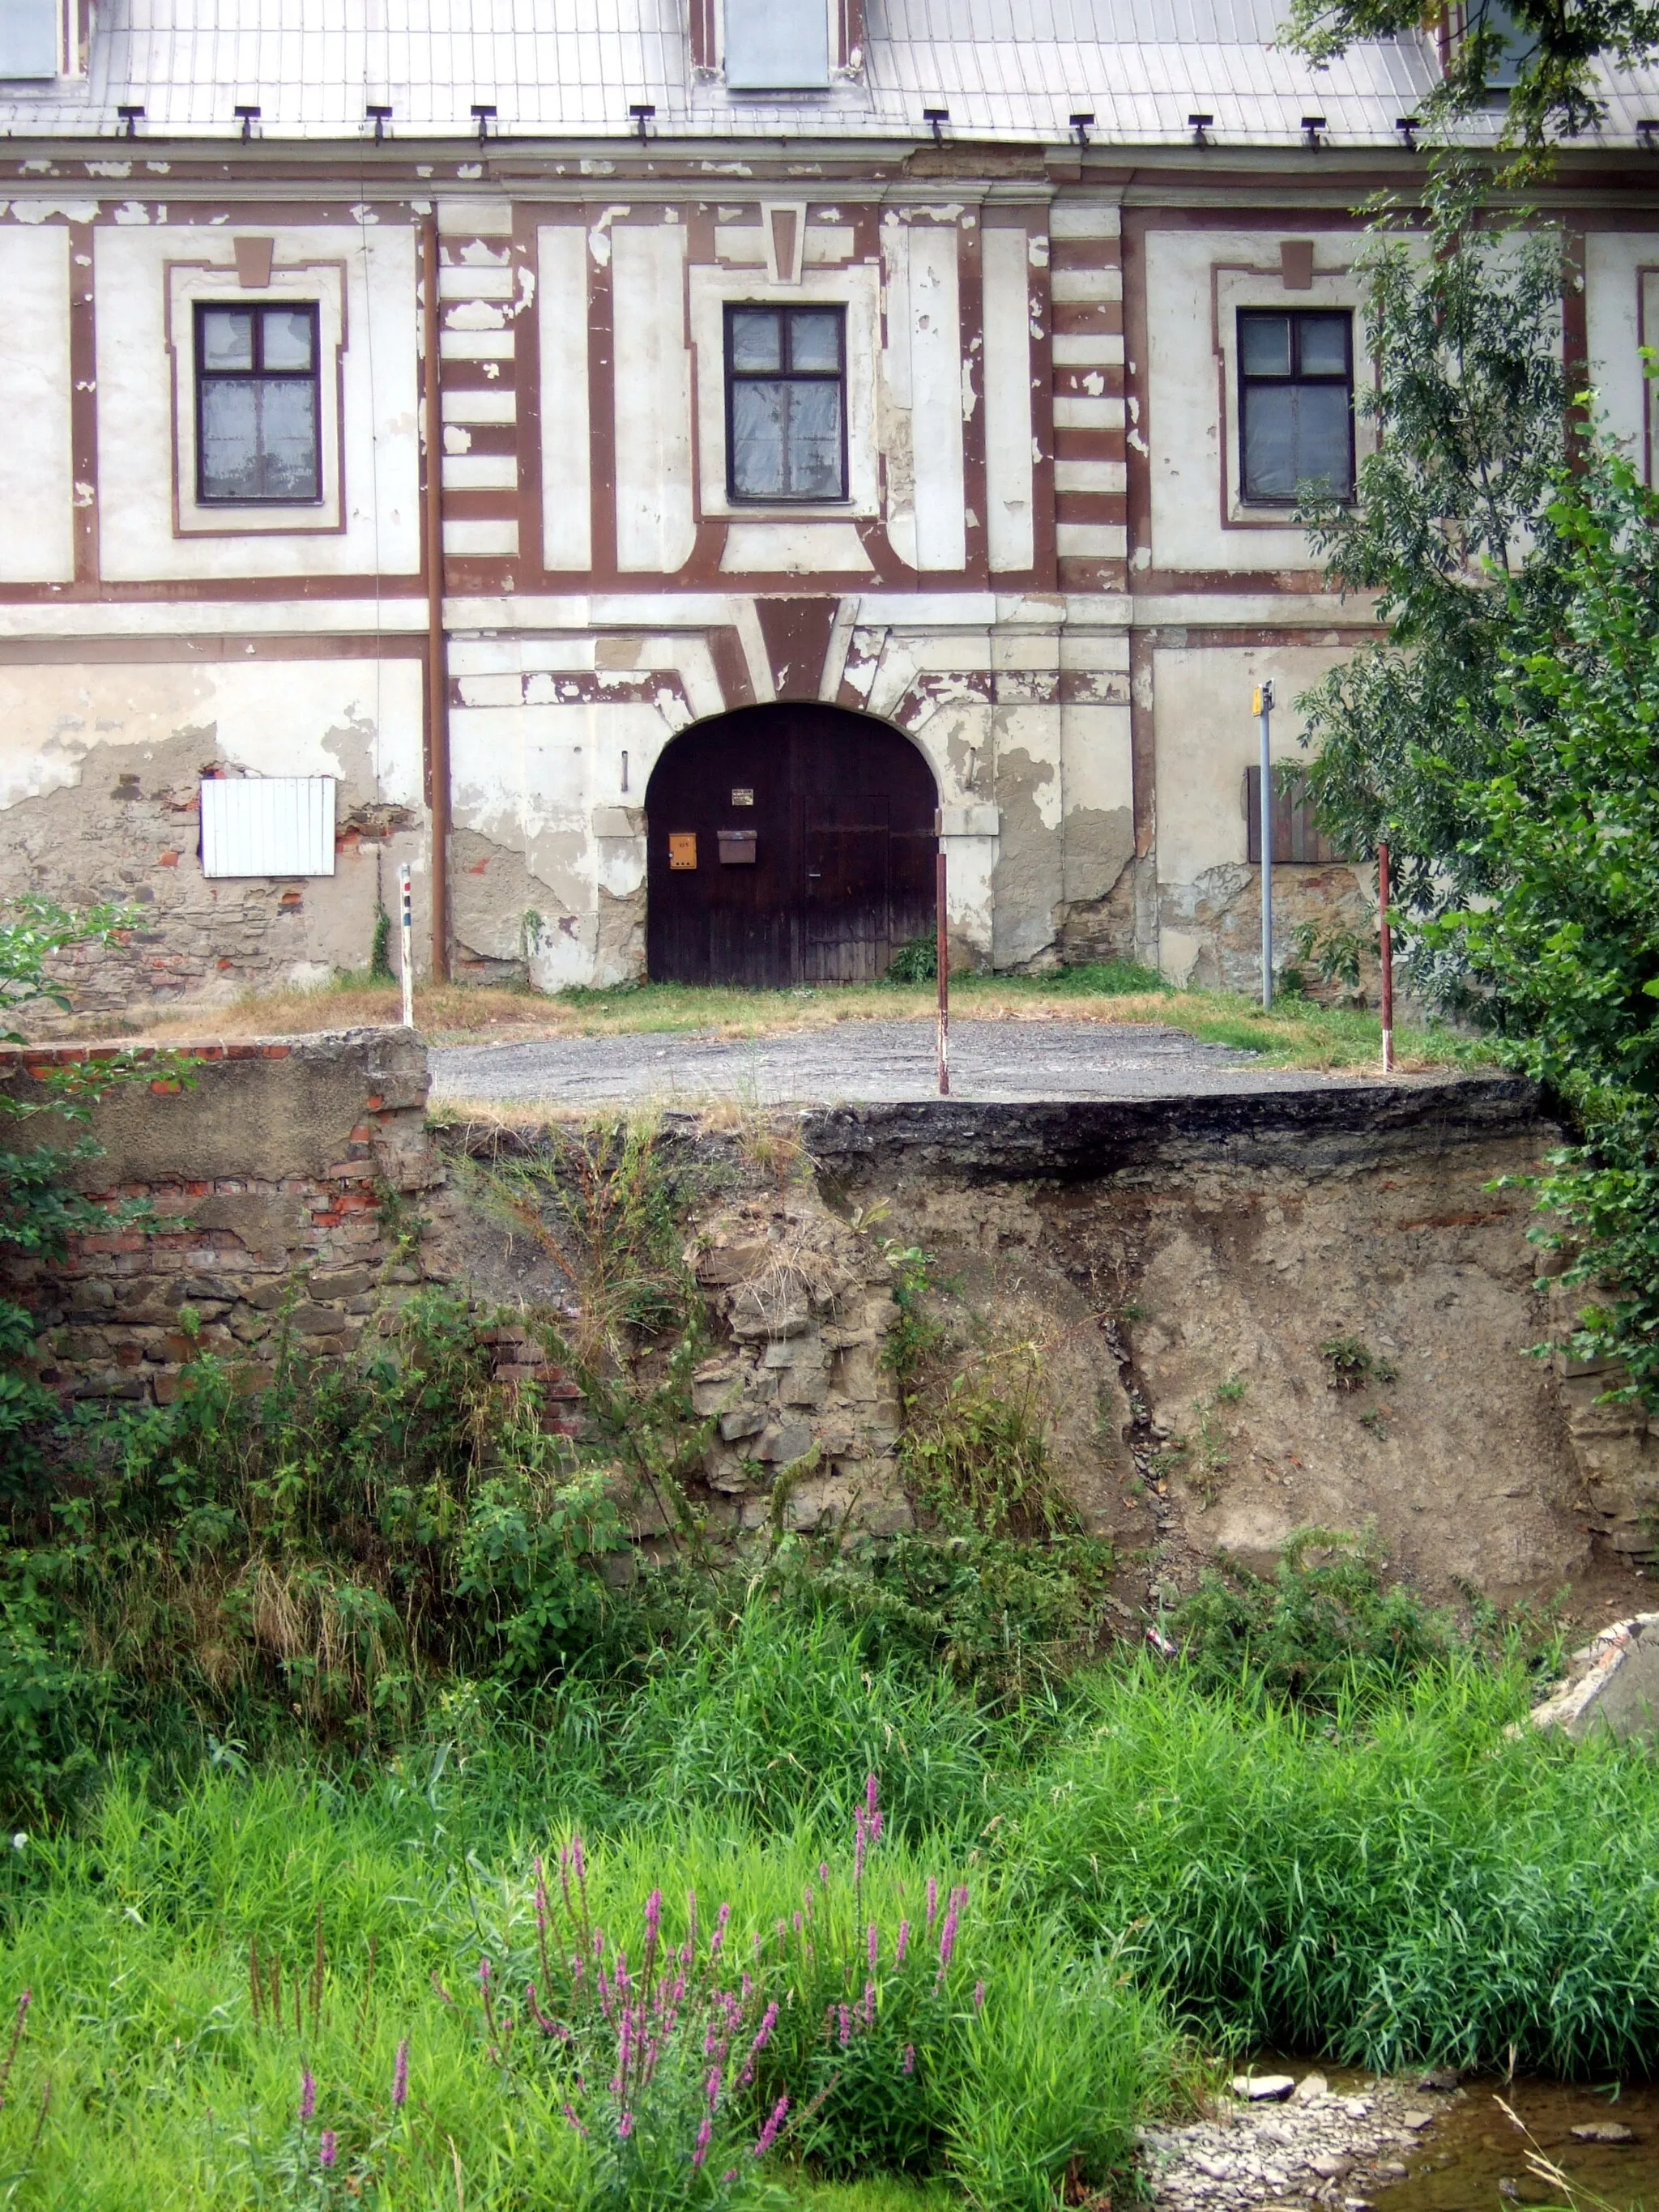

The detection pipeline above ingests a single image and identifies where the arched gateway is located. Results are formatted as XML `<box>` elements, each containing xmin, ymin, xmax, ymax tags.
<box><xmin>645</xmin><ymin>704</ymin><xmax>939</xmax><ymax>987</ymax></box>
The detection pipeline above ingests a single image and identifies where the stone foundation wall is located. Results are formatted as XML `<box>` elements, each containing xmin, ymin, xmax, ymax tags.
<box><xmin>0</xmin><ymin>1028</ymin><xmax>449</xmax><ymax>1409</ymax></box>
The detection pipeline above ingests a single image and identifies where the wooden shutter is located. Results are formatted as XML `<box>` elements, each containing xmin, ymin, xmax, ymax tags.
<box><xmin>1244</xmin><ymin>767</ymin><xmax>1343</xmax><ymax>865</ymax></box>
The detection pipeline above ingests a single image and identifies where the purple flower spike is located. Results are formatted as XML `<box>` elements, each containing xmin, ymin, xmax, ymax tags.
<box><xmin>693</xmin><ymin>2115</ymin><xmax>713</xmax><ymax>2167</ymax></box>
<box><xmin>753</xmin><ymin>2095</ymin><xmax>789</xmax><ymax>2158</ymax></box>
<box><xmin>299</xmin><ymin>2066</ymin><xmax>317</xmax><ymax>2125</ymax></box>
<box><xmin>319</xmin><ymin>2129</ymin><xmax>338</xmax><ymax>2169</ymax></box>
<box><xmin>896</xmin><ymin>1919</ymin><xmax>911</xmax><ymax>1966</ymax></box>
<box><xmin>902</xmin><ymin>2043</ymin><xmax>916</xmax><ymax>2076</ymax></box>
<box><xmin>618</xmin><ymin>2111</ymin><xmax>634</xmax><ymax>2141</ymax></box>
<box><xmin>974</xmin><ymin>1980</ymin><xmax>986</xmax><ymax>2011</ymax></box>
<box><xmin>867</xmin><ymin>1923</ymin><xmax>878</xmax><ymax>1971</ymax></box>
<box><xmin>926</xmin><ymin>1877</ymin><xmax>939</xmax><ymax>1928</ymax></box>
<box><xmin>391</xmin><ymin>2035</ymin><xmax>410</xmax><ymax>2108</ymax></box>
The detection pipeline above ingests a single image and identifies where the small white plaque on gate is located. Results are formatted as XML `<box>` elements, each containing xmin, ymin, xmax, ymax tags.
<box><xmin>731</xmin><ymin>787</ymin><xmax>755</xmax><ymax>807</ymax></box>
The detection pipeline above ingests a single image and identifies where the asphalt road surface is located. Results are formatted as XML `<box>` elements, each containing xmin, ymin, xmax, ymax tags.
<box><xmin>430</xmin><ymin>1017</ymin><xmax>1366</xmax><ymax>1110</ymax></box>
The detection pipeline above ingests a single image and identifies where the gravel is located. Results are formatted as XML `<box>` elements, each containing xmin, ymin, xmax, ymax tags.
<box><xmin>430</xmin><ymin>1017</ymin><xmax>1366</xmax><ymax>1110</ymax></box>
<box><xmin>1141</xmin><ymin>2072</ymin><xmax>1444</xmax><ymax>2212</ymax></box>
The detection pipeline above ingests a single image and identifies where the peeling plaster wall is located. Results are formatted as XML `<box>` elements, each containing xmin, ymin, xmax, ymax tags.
<box><xmin>1152</xmin><ymin>641</ymin><xmax>1367</xmax><ymax>992</ymax></box>
<box><xmin>0</xmin><ymin>659</ymin><xmax>427</xmax><ymax>1019</ymax></box>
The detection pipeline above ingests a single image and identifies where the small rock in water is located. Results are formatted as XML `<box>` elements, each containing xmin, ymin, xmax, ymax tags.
<box><xmin>1291</xmin><ymin>2072</ymin><xmax>1328</xmax><ymax>2103</ymax></box>
<box><xmin>1378</xmin><ymin>2163</ymin><xmax>1409</xmax><ymax>2179</ymax></box>
<box><xmin>1232</xmin><ymin>2074</ymin><xmax>1296</xmax><ymax>2103</ymax></box>
<box><xmin>1401</xmin><ymin>2109</ymin><xmax>1435</xmax><ymax>2132</ymax></box>
<box><xmin>1307</xmin><ymin>2154</ymin><xmax>1350</xmax><ymax>2180</ymax></box>
<box><xmin>1571</xmin><ymin>2121</ymin><xmax>1635</xmax><ymax>2145</ymax></box>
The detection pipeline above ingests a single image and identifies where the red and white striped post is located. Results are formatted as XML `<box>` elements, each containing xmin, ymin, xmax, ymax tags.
<box><xmin>1378</xmin><ymin>840</ymin><xmax>1395</xmax><ymax>1075</ymax></box>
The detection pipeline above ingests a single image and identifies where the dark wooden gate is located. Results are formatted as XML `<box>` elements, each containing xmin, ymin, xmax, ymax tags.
<box><xmin>645</xmin><ymin>705</ymin><xmax>937</xmax><ymax>987</ymax></box>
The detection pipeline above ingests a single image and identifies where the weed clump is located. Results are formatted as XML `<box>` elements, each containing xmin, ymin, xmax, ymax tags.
<box><xmin>1170</xmin><ymin>1526</ymin><xmax>1559</xmax><ymax>1709</ymax></box>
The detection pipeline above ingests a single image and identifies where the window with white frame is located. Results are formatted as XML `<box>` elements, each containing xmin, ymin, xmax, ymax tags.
<box><xmin>195</xmin><ymin>303</ymin><xmax>323</xmax><ymax>505</ymax></box>
<box><xmin>1238</xmin><ymin>309</ymin><xmax>1355</xmax><ymax>504</ymax></box>
<box><xmin>725</xmin><ymin>303</ymin><xmax>847</xmax><ymax>500</ymax></box>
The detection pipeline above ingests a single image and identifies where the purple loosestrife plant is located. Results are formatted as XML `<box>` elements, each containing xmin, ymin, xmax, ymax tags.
<box><xmin>492</xmin><ymin>1777</ymin><xmax>976</xmax><ymax>2206</ymax></box>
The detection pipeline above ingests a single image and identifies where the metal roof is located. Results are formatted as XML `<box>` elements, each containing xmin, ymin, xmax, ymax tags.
<box><xmin>1</xmin><ymin>0</ymin><xmax>1656</xmax><ymax>148</ymax></box>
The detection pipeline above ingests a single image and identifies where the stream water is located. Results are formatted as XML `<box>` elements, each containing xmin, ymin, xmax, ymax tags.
<box><xmin>1371</xmin><ymin>2077</ymin><xmax>1659</xmax><ymax>2211</ymax></box>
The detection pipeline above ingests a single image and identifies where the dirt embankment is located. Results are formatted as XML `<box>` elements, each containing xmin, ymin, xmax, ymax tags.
<box><xmin>800</xmin><ymin>1081</ymin><xmax>1648</xmax><ymax>1613</ymax></box>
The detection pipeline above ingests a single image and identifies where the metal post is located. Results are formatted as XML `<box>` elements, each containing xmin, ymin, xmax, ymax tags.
<box><xmin>1378</xmin><ymin>840</ymin><xmax>1395</xmax><ymax>1074</ymax></box>
<box><xmin>1256</xmin><ymin>680</ymin><xmax>1275</xmax><ymax>1008</ymax></box>
<box><xmin>936</xmin><ymin>836</ymin><xmax>950</xmax><ymax>1097</ymax></box>
<box><xmin>399</xmin><ymin>861</ymin><xmax>415</xmax><ymax>1030</ymax></box>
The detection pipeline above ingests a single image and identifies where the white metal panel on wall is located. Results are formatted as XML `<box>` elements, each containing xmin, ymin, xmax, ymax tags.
<box><xmin>200</xmin><ymin>777</ymin><xmax>336</xmax><ymax>878</ymax></box>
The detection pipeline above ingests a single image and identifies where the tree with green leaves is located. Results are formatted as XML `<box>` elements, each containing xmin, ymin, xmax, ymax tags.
<box><xmin>1294</xmin><ymin>156</ymin><xmax>1659</xmax><ymax>1395</ymax></box>
<box><xmin>1282</xmin><ymin>0</ymin><xmax>1659</xmax><ymax>150</ymax></box>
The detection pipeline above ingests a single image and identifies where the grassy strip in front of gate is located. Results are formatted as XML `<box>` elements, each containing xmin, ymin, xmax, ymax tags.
<box><xmin>125</xmin><ymin>965</ymin><xmax>1493</xmax><ymax>1074</ymax></box>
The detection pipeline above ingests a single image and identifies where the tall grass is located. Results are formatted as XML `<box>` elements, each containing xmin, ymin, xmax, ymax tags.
<box><xmin>0</xmin><ymin>1591</ymin><xmax>1655</xmax><ymax>2202</ymax></box>
<box><xmin>1007</xmin><ymin>1656</ymin><xmax>1659</xmax><ymax>2078</ymax></box>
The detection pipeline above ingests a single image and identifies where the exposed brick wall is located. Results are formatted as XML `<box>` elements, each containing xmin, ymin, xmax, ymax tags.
<box><xmin>0</xmin><ymin>1028</ymin><xmax>447</xmax><ymax>1409</ymax></box>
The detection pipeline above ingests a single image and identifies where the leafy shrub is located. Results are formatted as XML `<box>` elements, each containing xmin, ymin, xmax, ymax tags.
<box><xmin>885</xmin><ymin>935</ymin><xmax>936</xmax><ymax>984</ymax></box>
<box><xmin>1167</xmin><ymin>1526</ymin><xmax>1537</xmax><ymax>1708</ymax></box>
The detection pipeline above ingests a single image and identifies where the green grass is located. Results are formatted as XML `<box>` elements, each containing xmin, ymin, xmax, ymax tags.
<box><xmin>0</xmin><ymin>1622</ymin><xmax>1657</xmax><ymax>2208</ymax></box>
<box><xmin>130</xmin><ymin>965</ymin><xmax>1495</xmax><ymax>1079</ymax></box>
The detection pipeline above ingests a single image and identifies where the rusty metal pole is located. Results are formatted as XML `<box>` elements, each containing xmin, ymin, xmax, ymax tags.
<box><xmin>1378</xmin><ymin>839</ymin><xmax>1395</xmax><ymax>1074</ymax></box>
<box><xmin>420</xmin><ymin>211</ymin><xmax>452</xmax><ymax>985</ymax></box>
<box><xmin>936</xmin><ymin>833</ymin><xmax>950</xmax><ymax>1097</ymax></box>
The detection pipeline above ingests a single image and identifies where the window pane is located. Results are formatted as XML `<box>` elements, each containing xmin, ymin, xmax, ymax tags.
<box><xmin>200</xmin><ymin>379</ymin><xmax>262</xmax><ymax>499</ymax></box>
<box><xmin>730</xmin><ymin>310</ymin><xmax>781</xmax><ymax>373</ymax></box>
<box><xmin>255</xmin><ymin>380</ymin><xmax>320</xmax><ymax>497</ymax></box>
<box><xmin>731</xmin><ymin>380</ymin><xmax>787</xmax><ymax>497</ymax></box>
<box><xmin>783</xmin><ymin>380</ymin><xmax>842</xmax><ymax>496</ymax></box>
<box><xmin>1296</xmin><ymin>316</ymin><xmax>1349</xmax><ymax>376</ymax></box>
<box><xmin>200</xmin><ymin>309</ymin><xmax>254</xmax><ymax>373</ymax></box>
<box><xmin>788</xmin><ymin>310</ymin><xmax>841</xmax><ymax>371</ymax></box>
<box><xmin>1290</xmin><ymin>383</ymin><xmax>1352</xmax><ymax>496</ymax></box>
<box><xmin>1243</xmin><ymin>385</ymin><xmax>1297</xmax><ymax>497</ymax></box>
<box><xmin>1240</xmin><ymin>314</ymin><xmax>1290</xmax><ymax>377</ymax></box>
<box><xmin>262</xmin><ymin>309</ymin><xmax>314</xmax><ymax>370</ymax></box>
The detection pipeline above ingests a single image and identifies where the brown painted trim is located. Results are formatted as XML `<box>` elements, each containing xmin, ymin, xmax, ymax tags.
<box><xmin>957</xmin><ymin>211</ymin><xmax>989</xmax><ymax>590</ymax></box>
<box><xmin>420</xmin><ymin>212</ymin><xmax>452</xmax><ymax>983</ymax></box>
<box><xmin>1140</xmin><ymin>624</ymin><xmax>1382</xmax><ymax>649</ymax></box>
<box><xmin>0</xmin><ymin>635</ymin><xmax>424</xmax><ymax>664</ymax></box>
<box><xmin>707</xmin><ymin>624</ymin><xmax>757</xmax><ymax>710</ymax></box>
<box><xmin>68</xmin><ymin>219</ymin><xmax>97</xmax><ymax>586</ymax></box>
<box><xmin>0</xmin><ymin>578</ymin><xmax>427</xmax><ymax>604</ymax></box>
<box><xmin>1121</xmin><ymin>209</ymin><xmax>1153</xmax><ymax>576</ymax></box>
<box><xmin>587</xmin><ymin>216</ymin><xmax>619</xmax><ymax>582</ymax></box>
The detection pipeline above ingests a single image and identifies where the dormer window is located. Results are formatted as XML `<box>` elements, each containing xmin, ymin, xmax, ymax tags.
<box><xmin>724</xmin><ymin>0</ymin><xmax>829</xmax><ymax>88</ymax></box>
<box><xmin>0</xmin><ymin>0</ymin><xmax>67</xmax><ymax>79</ymax></box>
<box><xmin>1461</xmin><ymin>0</ymin><xmax>1535</xmax><ymax>90</ymax></box>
